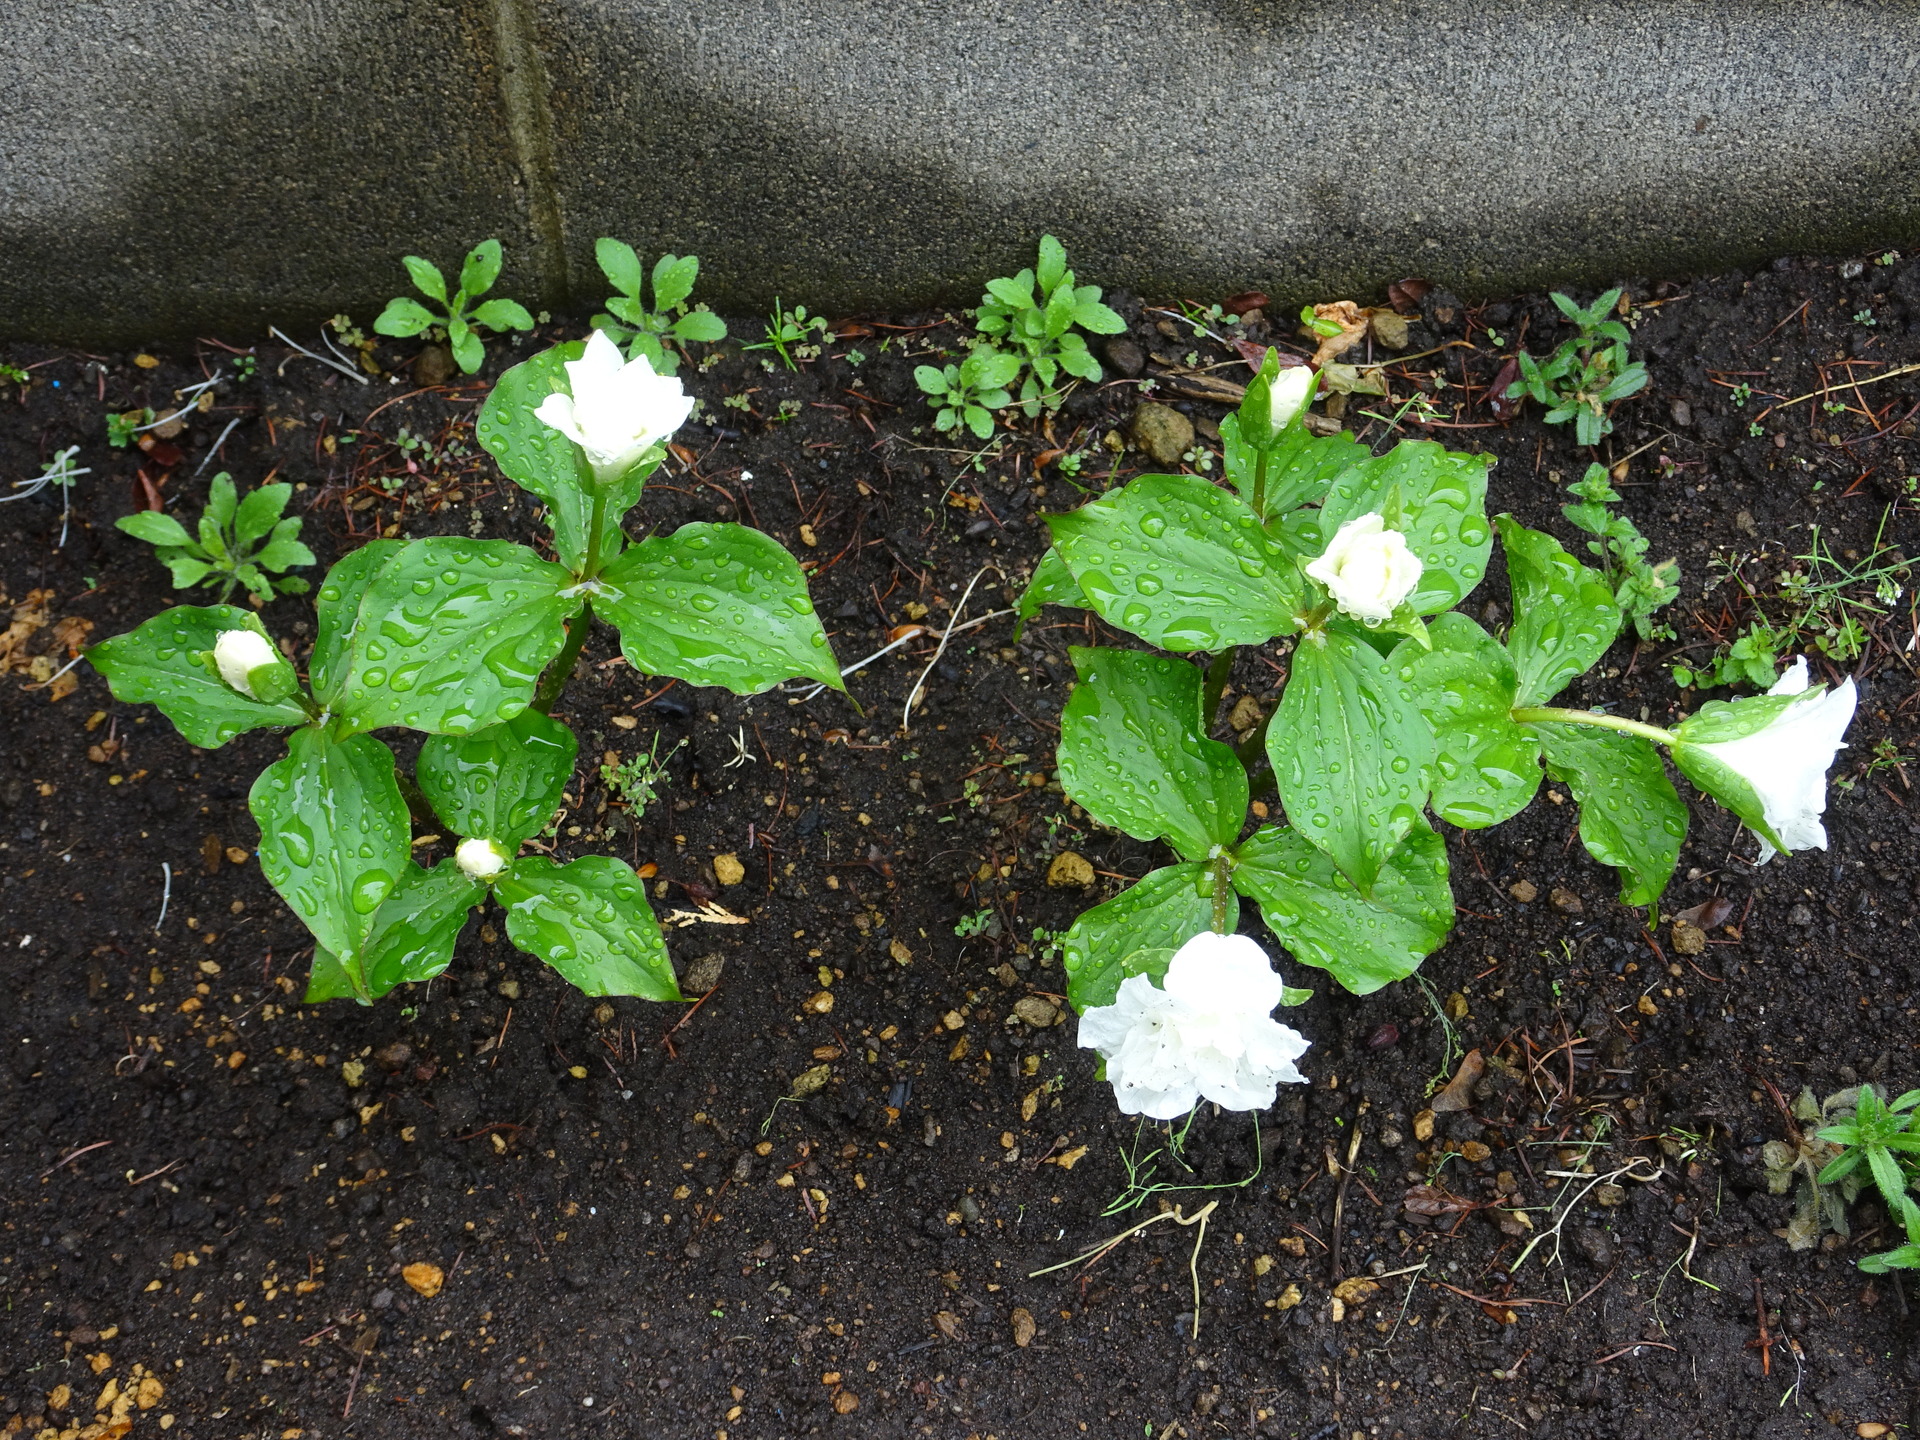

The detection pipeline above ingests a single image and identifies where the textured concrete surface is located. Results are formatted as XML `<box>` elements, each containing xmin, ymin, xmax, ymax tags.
<box><xmin>0</xmin><ymin>0</ymin><xmax>546</xmax><ymax>341</ymax></box>
<box><xmin>5</xmin><ymin>0</ymin><xmax>1919</xmax><ymax>343</ymax></box>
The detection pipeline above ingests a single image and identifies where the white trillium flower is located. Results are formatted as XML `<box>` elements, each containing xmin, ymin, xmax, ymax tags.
<box><xmin>1689</xmin><ymin>656</ymin><xmax>1857</xmax><ymax>862</ymax></box>
<box><xmin>1304</xmin><ymin>512</ymin><xmax>1423</xmax><ymax>624</ymax></box>
<box><xmin>212</xmin><ymin>628</ymin><xmax>280</xmax><ymax>699</ymax></box>
<box><xmin>534</xmin><ymin>329</ymin><xmax>694</xmax><ymax>482</ymax></box>
<box><xmin>455</xmin><ymin>837</ymin><xmax>509</xmax><ymax>881</ymax></box>
<box><xmin>1077</xmin><ymin>932</ymin><xmax>1310</xmax><ymax>1120</ymax></box>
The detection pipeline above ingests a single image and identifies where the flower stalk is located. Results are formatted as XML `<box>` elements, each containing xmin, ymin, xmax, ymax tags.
<box><xmin>1510</xmin><ymin>705</ymin><xmax>1678</xmax><ymax>747</ymax></box>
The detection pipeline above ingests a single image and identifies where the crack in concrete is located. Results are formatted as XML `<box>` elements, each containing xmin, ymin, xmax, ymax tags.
<box><xmin>488</xmin><ymin>0</ymin><xmax>572</xmax><ymax>310</ymax></box>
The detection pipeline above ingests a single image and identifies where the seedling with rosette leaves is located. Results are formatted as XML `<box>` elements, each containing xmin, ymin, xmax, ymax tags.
<box><xmin>115</xmin><ymin>471</ymin><xmax>315</xmax><ymax>602</ymax></box>
<box><xmin>590</xmin><ymin>238</ymin><xmax>727</xmax><ymax>374</ymax></box>
<box><xmin>373</xmin><ymin>238</ymin><xmax>535</xmax><ymax>375</ymax></box>
<box><xmin>976</xmin><ymin>234</ymin><xmax>1127</xmax><ymax>415</ymax></box>
<box><xmin>1020</xmin><ymin>347</ymin><xmax>1856</xmax><ymax>1015</ymax></box>
<box><xmin>91</xmin><ymin>332</ymin><xmax>843</xmax><ymax>1007</ymax></box>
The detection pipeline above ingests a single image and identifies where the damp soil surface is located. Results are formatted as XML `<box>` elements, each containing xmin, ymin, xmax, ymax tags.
<box><xmin>3</xmin><ymin>252</ymin><xmax>1920</xmax><ymax>1440</ymax></box>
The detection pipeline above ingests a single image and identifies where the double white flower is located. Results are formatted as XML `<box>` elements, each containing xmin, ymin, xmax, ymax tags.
<box><xmin>1077</xmin><ymin>932</ymin><xmax>1310</xmax><ymax>1119</ymax></box>
<box><xmin>1683</xmin><ymin>657</ymin><xmax>1856</xmax><ymax>862</ymax></box>
<box><xmin>455</xmin><ymin>837</ymin><xmax>510</xmax><ymax>880</ymax></box>
<box><xmin>535</xmin><ymin>330</ymin><xmax>694</xmax><ymax>482</ymax></box>
<box><xmin>1304</xmin><ymin>512</ymin><xmax>1424</xmax><ymax>624</ymax></box>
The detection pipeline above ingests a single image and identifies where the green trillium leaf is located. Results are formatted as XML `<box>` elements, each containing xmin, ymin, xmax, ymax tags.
<box><xmin>1495</xmin><ymin>516</ymin><xmax>1622</xmax><ymax>706</ymax></box>
<box><xmin>86</xmin><ymin>605</ymin><xmax>308</xmax><ymax>748</ymax></box>
<box><xmin>417</xmin><ymin>709</ymin><xmax>579</xmax><ymax>852</ymax></box>
<box><xmin>249</xmin><ymin>728</ymin><xmax>411</xmax><ymax>1003</ymax></box>
<box><xmin>495</xmin><ymin>855</ymin><xmax>682</xmax><ymax>1000</ymax></box>
<box><xmin>1270</xmin><ymin>624</ymin><xmax>1434</xmax><ymax>892</ymax></box>
<box><xmin>1232</xmin><ymin>820</ymin><xmax>1453</xmax><ymax>996</ymax></box>
<box><xmin>311</xmin><ymin>538</ymin><xmax>575</xmax><ymax>734</ymax></box>
<box><xmin>362</xmin><ymin>860</ymin><xmax>486</xmax><ymax>997</ymax></box>
<box><xmin>1013</xmin><ymin>546</ymin><xmax>1088</xmax><ymax>632</ymax></box>
<box><xmin>598</xmin><ymin>522</ymin><xmax>842</xmax><ymax>694</ymax></box>
<box><xmin>1394</xmin><ymin>612</ymin><xmax>1541</xmax><ymax>828</ymax></box>
<box><xmin>1062</xmin><ymin>863</ymin><xmax>1227</xmax><ymax>1013</ymax></box>
<box><xmin>1056</xmin><ymin>647</ymin><xmax>1248</xmax><ymax>862</ymax></box>
<box><xmin>1045</xmin><ymin>472</ymin><xmax>1301</xmax><ymax>651</ymax></box>
<box><xmin>1529</xmin><ymin>723</ymin><xmax>1687</xmax><ymax>906</ymax></box>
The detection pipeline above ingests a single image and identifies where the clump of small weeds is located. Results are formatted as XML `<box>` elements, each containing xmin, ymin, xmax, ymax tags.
<box><xmin>114</xmin><ymin>472</ymin><xmax>314</xmax><ymax>602</ymax></box>
<box><xmin>1507</xmin><ymin>288</ymin><xmax>1649</xmax><ymax>445</ymax></box>
<box><xmin>1561</xmin><ymin>462</ymin><xmax>1679</xmax><ymax>640</ymax></box>
<box><xmin>374</xmin><ymin>238</ymin><xmax>535</xmax><ymax>374</ymax></box>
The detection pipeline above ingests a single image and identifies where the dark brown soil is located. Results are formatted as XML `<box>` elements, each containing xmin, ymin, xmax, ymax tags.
<box><xmin>3</xmin><ymin>252</ymin><xmax>1919</xmax><ymax>1440</ymax></box>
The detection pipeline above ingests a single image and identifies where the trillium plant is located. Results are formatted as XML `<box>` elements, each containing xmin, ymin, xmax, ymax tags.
<box><xmin>1024</xmin><ymin>349</ymin><xmax>1858</xmax><ymax>1112</ymax></box>
<box><xmin>90</xmin><ymin>330</ymin><xmax>843</xmax><ymax>1006</ymax></box>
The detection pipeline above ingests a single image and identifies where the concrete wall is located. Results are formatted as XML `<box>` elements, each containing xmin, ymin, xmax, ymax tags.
<box><xmin>5</xmin><ymin>0</ymin><xmax>1919</xmax><ymax>344</ymax></box>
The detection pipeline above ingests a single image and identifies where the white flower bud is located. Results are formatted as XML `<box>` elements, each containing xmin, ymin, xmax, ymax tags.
<box><xmin>534</xmin><ymin>330</ymin><xmax>694</xmax><ymax>482</ymax></box>
<box><xmin>1254</xmin><ymin>364</ymin><xmax>1315</xmax><ymax>445</ymax></box>
<box><xmin>1077</xmin><ymin>932</ymin><xmax>1310</xmax><ymax>1119</ymax></box>
<box><xmin>1304</xmin><ymin>512</ymin><xmax>1423</xmax><ymax>624</ymax></box>
<box><xmin>213</xmin><ymin>628</ymin><xmax>280</xmax><ymax>699</ymax></box>
<box><xmin>455</xmin><ymin>837</ymin><xmax>509</xmax><ymax>880</ymax></box>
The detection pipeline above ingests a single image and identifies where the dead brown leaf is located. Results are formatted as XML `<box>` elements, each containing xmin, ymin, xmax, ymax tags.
<box><xmin>1430</xmin><ymin>1048</ymin><xmax>1485</xmax><ymax>1113</ymax></box>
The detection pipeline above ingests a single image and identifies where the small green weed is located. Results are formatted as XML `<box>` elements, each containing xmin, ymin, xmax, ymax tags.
<box><xmin>373</xmin><ymin>239</ymin><xmax>534</xmax><ymax>374</ymax></box>
<box><xmin>915</xmin><ymin>348</ymin><xmax>1022</xmax><ymax>440</ymax></box>
<box><xmin>743</xmin><ymin>299</ymin><xmax>827</xmax><ymax>370</ymax></box>
<box><xmin>975</xmin><ymin>233</ymin><xmax>1126</xmax><ymax>417</ymax></box>
<box><xmin>1506</xmin><ymin>289</ymin><xmax>1650</xmax><ymax>445</ymax></box>
<box><xmin>589</xmin><ymin>240</ymin><xmax>727</xmax><ymax>374</ymax></box>
<box><xmin>1561</xmin><ymin>463</ymin><xmax>1679</xmax><ymax>640</ymax></box>
<box><xmin>115</xmin><ymin>472</ymin><xmax>314</xmax><ymax>602</ymax></box>
<box><xmin>599</xmin><ymin>733</ymin><xmax>684</xmax><ymax>814</ymax></box>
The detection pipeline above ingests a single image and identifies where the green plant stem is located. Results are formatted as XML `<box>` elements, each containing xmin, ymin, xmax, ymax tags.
<box><xmin>1511</xmin><ymin>705</ymin><xmax>1677</xmax><ymax>747</ymax></box>
<box><xmin>1209</xmin><ymin>852</ymin><xmax>1233</xmax><ymax>934</ymax></box>
<box><xmin>579</xmin><ymin>475</ymin><xmax>611</xmax><ymax>581</ymax></box>
<box><xmin>1251</xmin><ymin>447</ymin><xmax>1269</xmax><ymax>520</ymax></box>
<box><xmin>1202</xmin><ymin>649</ymin><xmax>1235</xmax><ymax>729</ymax></box>
<box><xmin>533</xmin><ymin>601</ymin><xmax>593</xmax><ymax>714</ymax></box>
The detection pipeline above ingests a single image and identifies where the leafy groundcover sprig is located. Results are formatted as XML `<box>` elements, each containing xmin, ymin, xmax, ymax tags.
<box><xmin>91</xmin><ymin>331</ymin><xmax>843</xmax><ymax>1006</ymax></box>
<box><xmin>1021</xmin><ymin>348</ymin><xmax>1858</xmax><ymax>1063</ymax></box>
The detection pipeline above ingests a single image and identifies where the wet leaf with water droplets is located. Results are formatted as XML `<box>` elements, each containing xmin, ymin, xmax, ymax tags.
<box><xmin>477</xmin><ymin>341</ymin><xmax>654</xmax><ymax>569</ymax></box>
<box><xmin>496</xmin><ymin>855</ymin><xmax>682</xmax><ymax>1000</ymax></box>
<box><xmin>417</xmin><ymin>709</ymin><xmax>578</xmax><ymax>851</ymax></box>
<box><xmin>1219</xmin><ymin>411</ymin><xmax>1365</xmax><ymax>516</ymax></box>
<box><xmin>315</xmin><ymin>539</ymin><xmax>575</xmax><ymax>734</ymax></box>
<box><xmin>1057</xmin><ymin>647</ymin><xmax>1247</xmax><ymax>861</ymax></box>
<box><xmin>1529</xmin><ymin>723</ymin><xmax>1684</xmax><ymax>906</ymax></box>
<box><xmin>1013</xmin><ymin>546</ymin><xmax>1088</xmax><ymax>632</ymax></box>
<box><xmin>1062</xmin><ymin>863</ymin><xmax>1224</xmax><ymax>1013</ymax></box>
<box><xmin>1231</xmin><ymin>821</ymin><xmax>1452</xmax><ymax>995</ymax></box>
<box><xmin>86</xmin><ymin>604</ymin><xmax>308</xmax><ymax>748</ymax></box>
<box><xmin>599</xmin><ymin>522</ymin><xmax>842</xmax><ymax>694</ymax></box>
<box><xmin>1496</xmin><ymin>516</ymin><xmax>1622</xmax><ymax>706</ymax></box>
<box><xmin>1045</xmin><ymin>472</ymin><xmax>1299</xmax><ymax>651</ymax></box>
<box><xmin>249</xmin><ymin>728</ymin><xmax>411</xmax><ymax>1002</ymax></box>
<box><xmin>1394</xmin><ymin>613</ymin><xmax>1541</xmax><ymax>829</ymax></box>
<box><xmin>1318</xmin><ymin>441</ymin><xmax>1492</xmax><ymax>615</ymax></box>
<box><xmin>1270</xmin><ymin>624</ymin><xmax>1434</xmax><ymax>893</ymax></box>
<box><xmin>360</xmin><ymin>859</ymin><xmax>485</xmax><ymax>996</ymax></box>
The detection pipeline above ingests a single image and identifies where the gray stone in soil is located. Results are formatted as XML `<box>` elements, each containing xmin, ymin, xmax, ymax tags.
<box><xmin>1131</xmin><ymin>401</ymin><xmax>1194</xmax><ymax>466</ymax></box>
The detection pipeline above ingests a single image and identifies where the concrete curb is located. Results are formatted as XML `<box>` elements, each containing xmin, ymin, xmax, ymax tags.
<box><xmin>5</xmin><ymin>0</ymin><xmax>1919</xmax><ymax>343</ymax></box>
